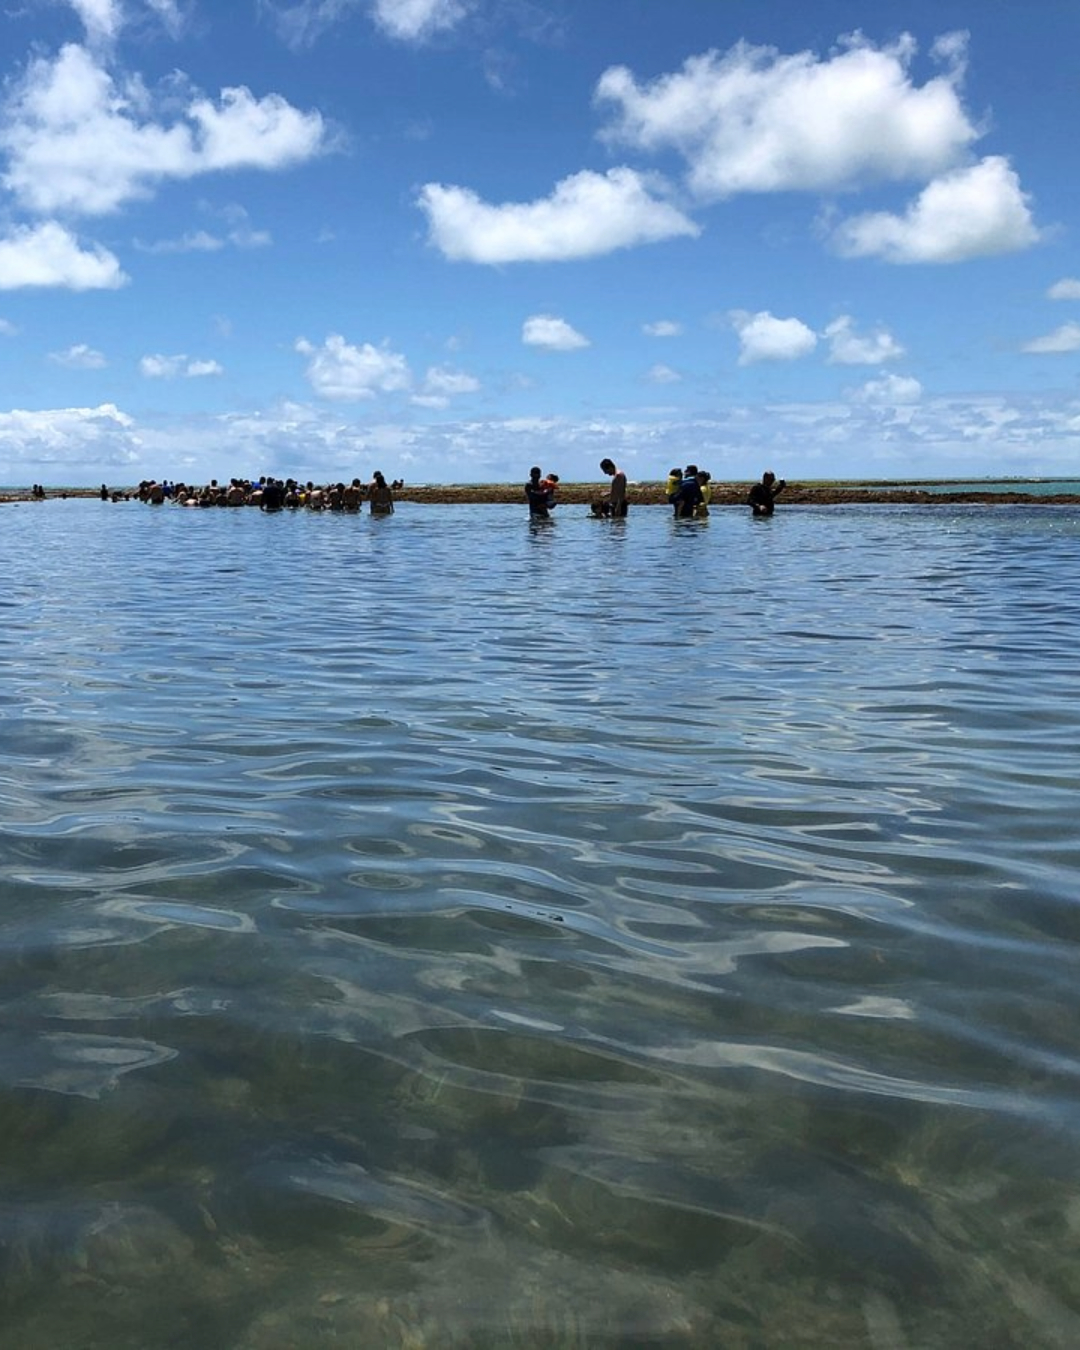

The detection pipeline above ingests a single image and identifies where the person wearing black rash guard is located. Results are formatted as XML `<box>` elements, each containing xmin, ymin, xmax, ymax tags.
<box><xmin>525</xmin><ymin>466</ymin><xmax>554</xmax><ymax>518</ymax></box>
<box><xmin>748</xmin><ymin>470</ymin><xmax>786</xmax><ymax>516</ymax></box>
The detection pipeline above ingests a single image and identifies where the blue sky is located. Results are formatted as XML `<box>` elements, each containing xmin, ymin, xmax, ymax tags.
<box><xmin>1</xmin><ymin>0</ymin><xmax>1079</xmax><ymax>487</ymax></box>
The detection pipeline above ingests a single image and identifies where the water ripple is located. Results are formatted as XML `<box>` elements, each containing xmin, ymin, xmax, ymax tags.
<box><xmin>3</xmin><ymin>502</ymin><xmax>1080</xmax><ymax>1344</ymax></box>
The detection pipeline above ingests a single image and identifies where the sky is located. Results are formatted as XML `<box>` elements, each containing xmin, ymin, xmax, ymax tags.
<box><xmin>1</xmin><ymin>0</ymin><xmax>1080</xmax><ymax>487</ymax></box>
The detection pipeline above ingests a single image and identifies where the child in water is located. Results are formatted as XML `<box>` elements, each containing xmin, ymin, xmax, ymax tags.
<box><xmin>696</xmin><ymin>470</ymin><xmax>712</xmax><ymax>518</ymax></box>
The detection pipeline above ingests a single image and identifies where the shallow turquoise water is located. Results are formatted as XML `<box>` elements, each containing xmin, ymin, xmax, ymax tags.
<box><xmin>3</xmin><ymin>499</ymin><xmax>1080</xmax><ymax>1348</ymax></box>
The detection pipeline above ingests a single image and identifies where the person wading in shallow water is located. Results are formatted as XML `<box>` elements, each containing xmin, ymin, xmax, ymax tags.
<box><xmin>369</xmin><ymin>471</ymin><xmax>395</xmax><ymax>515</ymax></box>
<box><xmin>748</xmin><ymin>470</ymin><xmax>786</xmax><ymax>517</ymax></box>
<box><xmin>671</xmin><ymin>465</ymin><xmax>704</xmax><ymax>519</ymax></box>
<box><xmin>525</xmin><ymin>466</ymin><xmax>555</xmax><ymax>518</ymax></box>
<box><xmin>600</xmin><ymin>458</ymin><xmax>628</xmax><ymax>517</ymax></box>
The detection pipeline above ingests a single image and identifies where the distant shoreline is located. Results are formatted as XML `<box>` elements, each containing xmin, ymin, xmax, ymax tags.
<box><xmin>5</xmin><ymin>481</ymin><xmax>1080</xmax><ymax>507</ymax></box>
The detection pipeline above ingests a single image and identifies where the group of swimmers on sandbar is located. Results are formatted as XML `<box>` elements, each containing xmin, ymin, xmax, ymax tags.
<box><xmin>133</xmin><ymin>475</ymin><xmax>400</xmax><ymax>513</ymax></box>
<box><xmin>526</xmin><ymin>461</ymin><xmax>787</xmax><ymax>520</ymax></box>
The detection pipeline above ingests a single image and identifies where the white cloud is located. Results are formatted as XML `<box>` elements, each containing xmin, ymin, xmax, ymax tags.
<box><xmin>731</xmin><ymin>310</ymin><xmax>817</xmax><ymax>365</ymax></box>
<box><xmin>135</xmin><ymin>230</ymin><xmax>224</xmax><ymax>254</ymax></box>
<box><xmin>0</xmin><ymin>222</ymin><xmax>127</xmax><ymax>290</ymax></box>
<box><xmin>0</xmin><ymin>44</ymin><xmax>327</xmax><ymax>217</ymax></box>
<box><xmin>522</xmin><ymin>315</ymin><xmax>590</xmax><ymax>352</ymax></box>
<box><xmin>190</xmin><ymin>86</ymin><xmax>327</xmax><ymax>172</ymax></box>
<box><xmin>144</xmin><ymin>0</ymin><xmax>185</xmax><ymax>38</ymax></box>
<box><xmin>643</xmin><ymin>320</ymin><xmax>682</xmax><ymax>337</ymax></box>
<box><xmin>137</xmin><ymin>204</ymin><xmax>274</xmax><ymax>254</ymax></box>
<box><xmin>296</xmin><ymin>334</ymin><xmax>412</xmax><ymax>400</ymax></box>
<box><xmin>412</xmin><ymin>366</ymin><xmax>480</xmax><ymax>408</ymax></box>
<box><xmin>212</xmin><ymin>203</ymin><xmax>272</xmax><ymax>248</ymax></box>
<box><xmin>373</xmin><ymin>0</ymin><xmax>469</xmax><ymax>42</ymax></box>
<box><xmin>647</xmin><ymin>363</ymin><xmax>681</xmax><ymax>384</ymax></box>
<box><xmin>1022</xmin><ymin>323</ymin><xmax>1080</xmax><ymax>355</ymax></box>
<box><xmin>68</xmin><ymin>0</ymin><xmax>184</xmax><ymax>42</ymax></box>
<box><xmin>0</xmin><ymin>403</ymin><xmax>139</xmax><ymax>467</ymax></box>
<box><xmin>135</xmin><ymin>214</ymin><xmax>272</xmax><ymax>254</ymax></box>
<box><xmin>852</xmin><ymin>373</ymin><xmax>923</xmax><ymax>403</ymax></box>
<box><xmin>49</xmin><ymin>343</ymin><xmax>107</xmax><ymax>368</ymax></box>
<box><xmin>259</xmin><ymin>1</ymin><xmax>357</xmax><ymax>49</ymax></box>
<box><xmin>70</xmin><ymin>0</ymin><xmax>122</xmax><ymax>43</ymax></box>
<box><xmin>418</xmin><ymin>167</ymin><xmax>699</xmax><ymax>264</ymax></box>
<box><xmin>140</xmin><ymin>355</ymin><xmax>178</xmax><ymax>378</ymax></box>
<box><xmin>11</xmin><ymin>389</ymin><xmax>1080</xmax><ymax>489</ymax></box>
<box><xmin>140</xmin><ymin>354</ymin><xmax>223</xmax><ymax>377</ymax></box>
<box><xmin>261</xmin><ymin>0</ymin><xmax>467</xmax><ymax>48</ymax></box>
<box><xmin>1048</xmin><ymin>278</ymin><xmax>1080</xmax><ymax>301</ymax></box>
<box><xmin>832</xmin><ymin>156</ymin><xmax>1039</xmax><ymax>264</ymax></box>
<box><xmin>0</xmin><ymin>318</ymin><xmax>18</xmax><ymax>336</ymax></box>
<box><xmin>595</xmin><ymin>32</ymin><xmax>977</xmax><ymax>200</ymax></box>
<box><xmin>825</xmin><ymin>315</ymin><xmax>905</xmax><ymax>365</ymax></box>
<box><xmin>236</xmin><ymin>228</ymin><xmax>272</xmax><ymax>248</ymax></box>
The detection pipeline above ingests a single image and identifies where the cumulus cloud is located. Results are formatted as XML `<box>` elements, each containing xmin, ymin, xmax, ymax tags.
<box><xmin>0</xmin><ymin>318</ymin><xmax>19</xmax><ymax>336</ymax></box>
<box><xmin>373</xmin><ymin>0</ymin><xmax>469</xmax><ymax>42</ymax></box>
<box><xmin>412</xmin><ymin>365</ymin><xmax>480</xmax><ymax>408</ymax></box>
<box><xmin>1022</xmin><ymin>323</ymin><xmax>1080</xmax><ymax>355</ymax></box>
<box><xmin>191</xmin><ymin>86</ymin><xmax>326</xmax><ymax>172</ymax></box>
<box><xmin>852</xmin><ymin>373</ymin><xmax>923</xmax><ymax>403</ymax></box>
<box><xmin>140</xmin><ymin>353</ymin><xmax>223</xmax><ymax>377</ymax></box>
<box><xmin>825</xmin><ymin>315</ymin><xmax>905</xmax><ymax>364</ymax></box>
<box><xmin>418</xmin><ymin>167</ymin><xmax>699</xmax><ymax>264</ymax></box>
<box><xmin>1048</xmin><ymin>278</ymin><xmax>1080</xmax><ymax>301</ymax></box>
<box><xmin>0</xmin><ymin>44</ymin><xmax>328</xmax><ymax>217</ymax></box>
<box><xmin>731</xmin><ymin>310</ymin><xmax>817</xmax><ymax>365</ymax></box>
<box><xmin>832</xmin><ymin>156</ymin><xmax>1039</xmax><ymax>264</ymax></box>
<box><xmin>643</xmin><ymin>320</ymin><xmax>682</xmax><ymax>337</ymax></box>
<box><xmin>595</xmin><ymin>32</ymin><xmax>977</xmax><ymax>200</ymax></box>
<box><xmin>296</xmin><ymin>334</ymin><xmax>412</xmax><ymax>400</ymax></box>
<box><xmin>522</xmin><ymin>315</ymin><xmax>590</xmax><ymax>352</ymax></box>
<box><xmin>0</xmin><ymin>222</ymin><xmax>127</xmax><ymax>290</ymax></box>
<box><xmin>50</xmin><ymin>343</ymin><xmax>107</xmax><ymax>368</ymax></box>
<box><xmin>0</xmin><ymin>402</ymin><xmax>138</xmax><ymax>466</ymax></box>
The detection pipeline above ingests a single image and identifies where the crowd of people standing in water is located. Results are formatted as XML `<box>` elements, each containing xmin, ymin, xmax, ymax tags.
<box><xmin>25</xmin><ymin>467</ymin><xmax>786</xmax><ymax>516</ymax></box>
<box><xmin>132</xmin><ymin>474</ymin><xmax>401</xmax><ymax>512</ymax></box>
<box><xmin>526</xmin><ymin>461</ymin><xmax>787</xmax><ymax>520</ymax></box>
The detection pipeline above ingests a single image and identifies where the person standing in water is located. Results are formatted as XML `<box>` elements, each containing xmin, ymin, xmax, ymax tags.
<box><xmin>369</xmin><ymin>471</ymin><xmax>395</xmax><ymax>514</ymax></box>
<box><xmin>671</xmin><ymin>464</ymin><xmax>704</xmax><ymax>519</ymax></box>
<box><xmin>600</xmin><ymin>458</ymin><xmax>628</xmax><ymax>517</ymax></box>
<box><xmin>748</xmin><ymin>470</ymin><xmax>786</xmax><ymax>517</ymax></box>
<box><xmin>525</xmin><ymin>466</ymin><xmax>554</xmax><ymax>518</ymax></box>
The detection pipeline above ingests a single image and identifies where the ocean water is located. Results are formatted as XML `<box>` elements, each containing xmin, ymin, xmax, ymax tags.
<box><xmin>857</xmin><ymin>480</ymin><xmax>1080</xmax><ymax>495</ymax></box>
<box><xmin>2</xmin><ymin>498</ymin><xmax>1080</xmax><ymax>1349</ymax></box>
